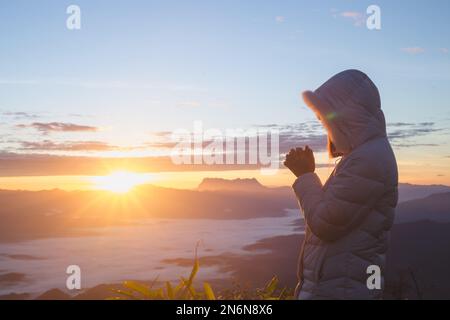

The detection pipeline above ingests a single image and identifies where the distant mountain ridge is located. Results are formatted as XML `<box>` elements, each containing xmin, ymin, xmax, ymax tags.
<box><xmin>1</xmin><ymin>178</ymin><xmax>450</xmax><ymax>299</ymax></box>
<box><xmin>197</xmin><ymin>178</ymin><xmax>450</xmax><ymax>203</ymax></box>
<box><xmin>0</xmin><ymin>180</ymin><xmax>297</xmax><ymax>243</ymax></box>
<box><xmin>395</xmin><ymin>192</ymin><xmax>450</xmax><ymax>223</ymax></box>
<box><xmin>0</xmin><ymin>177</ymin><xmax>449</xmax><ymax>243</ymax></box>
<box><xmin>23</xmin><ymin>219</ymin><xmax>450</xmax><ymax>300</ymax></box>
<box><xmin>397</xmin><ymin>183</ymin><xmax>450</xmax><ymax>203</ymax></box>
<box><xmin>196</xmin><ymin>178</ymin><xmax>450</xmax><ymax>224</ymax></box>
<box><xmin>197</xmin><ymin>178</ymin><xmax>266</xmax><ymax>192</ymax></box>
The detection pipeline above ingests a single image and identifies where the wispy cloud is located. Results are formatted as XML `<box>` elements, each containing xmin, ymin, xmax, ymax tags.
<box><xmin>147</xmin><ymin>121</ymin><xmax>328</xmax><ymax>154</ymax></box>
<box><xmin>392</xmin><ymin>143</ymin><xmax>439</xmax><ymax>148</ymax></box>
<box><xmin>275</xmin><ymin>16</ymin><xmax>285</xmax><ymax>23</ymax></box>
<box><xmin>0</xmin><ymin>120</ymin><xmax>445</xmax><ymax>176</ymax></box>
<box><xmin>0</xmin><ymin>80</ymin><xmax>39</xmax><ymax>85</ymax></box>
<box><xmin>256</xmin><ymin>122</ymin><xmax>326</xmax><ymax>153</ymax></box>
<box><xmin>388</xmin><ymin>122</ymin><xmax>416</xmax><ymax>127</ymax></box>
<box><xmin>0</xmin><ymin>152</ymin><xmax>275</xmax><ymax>176</ymax></box>
<box><xmin>387</xmin><ymin>122</ymin><xmax>443</xmax><ymax>148</ymax></box>
<box><xmin>401</xmin><ymin>47</ymin><xmax>425</xmax><ymax>54</ymax></box>
<box><xmin>2</xmin><ymin>111</ymin><xmax>40</xmax><ymax>119</ymax></box>
<box><xmin>334</xmin><ymin>10</ymin><xmax>365</xmax><ymax>27</ymax></box>
<box><xmin>16</xmin><ymin>122</ymin><xmax>98</xmax><ymax>134</ymax></box>
<box><xmin>387</xmin><ymin>122</ymin><xmax>438</xmax><ymax>140</ymax></box>
<box><xmin>19</xmin><ymin>140</ymin><xmax>118</xmax><ymax>152</ymax></box>
<box><xmin>147</xmin><ymin>121</ymin><xmax>442</xmax><ymax>155</ymax></box>
<box><xmin>259</xmin><ymin>121</ymin><xmax>442</xmax><ymax>152</ymax></box>
<box><xmin>0</xmin><ymin>79</ymin><xmax>207</xmax><ymax>93</ymax></box>
<box><xmin>176</xmin><ymin>101</ymin><xmax>201</xmax><ymax>108</ymax></box>
<box><xmin>440</xmin><ymin>48</ymin><xmax>449</xmax><ymax>54</ymax></box>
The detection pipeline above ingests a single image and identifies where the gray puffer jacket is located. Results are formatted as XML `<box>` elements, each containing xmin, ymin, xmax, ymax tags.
<box><xmin>293</xmin><ymin>70</ymin><xmax>398</xmax><ymax>299</ymax></box>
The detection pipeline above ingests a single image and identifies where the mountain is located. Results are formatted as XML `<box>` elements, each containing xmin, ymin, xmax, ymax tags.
<box><xmin>398</xmin><ymin>183</ymin><xmax>450</xmax><ymax>203</ymax></box>
<box><xmin>1</xmin><ymin>178</ymin><xmax>449</xmax><ymax>243</ymax></box>
<box><xmin>385</xmin><ymin>220</ymin><xmax>450</xmax><ymax>299</ymax></box>
<box><xmin>0</xmin><ymin>182</ymin><xmax>298</xmax><ymax>243</ymax></box>
<box><xmin>35</xmin><ymin>288</ymin><xmax>71</xmax><ymax>300</ymax></box>
<box><xmin>3</xmin><ymin>178</ymin><xmax>450</xmax><ymax>300</ymax></box>
<box><xmin>12</xmin><ymin>220</ymin><xmax>450</xmax><ymax>300</ymax></box>
<box><xmin>395</xmin><ymin>192</ymin><xmax>450</xmax><ymax>224</ymax></box>
<box><xmin>162</xmin><ymin>219</ymin><xmax>450</xmax><ymax>299</ymax></box>
<box><xmin>197</xmin><ymin>178</ymin><xmax>266</xmax><ymax>192</ymax></box>
<box><xmin>197</xmin><ymin>179</ymin><xmax>450</xmax><ymax>203</ymax></box>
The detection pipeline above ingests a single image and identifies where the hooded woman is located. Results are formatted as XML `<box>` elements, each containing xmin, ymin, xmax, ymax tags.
<box><xmin>284</xmin><ymin>69</ymin><xmax>398</xmax><ymax>299</ymax></box>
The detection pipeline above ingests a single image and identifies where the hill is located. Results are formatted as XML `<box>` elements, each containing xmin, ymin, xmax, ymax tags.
<box><xmin>397</xmin><ymin>183</ymin><xmax>450</xmax><ymax>203</ymax></box>
<box><xmin>395</xmin><ymin>192</ymin><xmax>450</xmax><ymax>223</ymax></box>
<box><xmin>197</xmin><ymin>178</ymin><xmax>266</xmax><ymax>192</ymax></box>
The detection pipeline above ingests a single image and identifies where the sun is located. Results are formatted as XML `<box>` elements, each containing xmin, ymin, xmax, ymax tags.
<box><xmin>90</xmin><ymin>171</ymin><xmax>153</xmax><ymax>194</ymax></box>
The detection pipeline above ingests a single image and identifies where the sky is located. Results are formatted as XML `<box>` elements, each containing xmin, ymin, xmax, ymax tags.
<box><xmin>0</xmin><ymin>0</ymin><xmax>450</xmax><ymax>189</ymax></box>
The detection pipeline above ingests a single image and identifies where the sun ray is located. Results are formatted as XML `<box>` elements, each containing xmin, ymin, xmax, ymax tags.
<box><xmin>90</xmin><ymin>171</ymin><xmax>154</xmax><ymax>194</ymax></box>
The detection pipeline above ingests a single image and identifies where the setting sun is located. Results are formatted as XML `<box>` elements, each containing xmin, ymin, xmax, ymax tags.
<box><xmin>90</xmin><ymin>171</ymin><xmax>153</xmax><ymax>193</ymax></box>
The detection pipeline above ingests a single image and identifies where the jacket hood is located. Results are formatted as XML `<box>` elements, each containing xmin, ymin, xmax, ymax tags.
<box><xmin>302</xmin><ymin>69</ymin><xmax>387</xmax><ymax>158</ymax></box>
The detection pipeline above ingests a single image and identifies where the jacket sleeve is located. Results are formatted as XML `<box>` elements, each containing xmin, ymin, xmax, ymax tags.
<box><xmin>292</xmin><ymin>158</ymin><xmax>386</xmax><ymax>242</ymax></box>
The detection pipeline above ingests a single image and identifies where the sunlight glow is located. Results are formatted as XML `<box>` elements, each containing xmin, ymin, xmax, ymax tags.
<box><xmin>90</xmin><ymin>171</ymin><xmax>153</xmax><ymax>193</ymax></box>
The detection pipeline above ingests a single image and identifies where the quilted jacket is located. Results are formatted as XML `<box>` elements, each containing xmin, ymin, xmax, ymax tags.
<box><xmin>293</xmin><ymin>70</ymin><xmax>398</xmax><ymax>299</ymax></box>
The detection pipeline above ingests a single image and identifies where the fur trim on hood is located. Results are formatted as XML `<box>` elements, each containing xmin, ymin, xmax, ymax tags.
<box><xmin>302</xmin><ymin>69</ymin><xmax>387</xmax><ymax>158</ymax></box>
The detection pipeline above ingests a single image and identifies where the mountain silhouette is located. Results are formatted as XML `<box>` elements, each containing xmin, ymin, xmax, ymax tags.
<box><xmin>395</xmin><ymin>192</ymin><xmax>450</xmax><ymax>223</ymax></box>
<box><xmin>197</xmin><ymin>178</ymin><xmax>266</xmax><ymax>192</ymax></box>
<box><xmin>397</xmin><ymin>183</ymin><xmax>450</xmax><ymax>203</ymax></box>
<box><xmin>0</xmin><ymin>179</ymin><xmax>449</xmax><ymax>243</ymax></box>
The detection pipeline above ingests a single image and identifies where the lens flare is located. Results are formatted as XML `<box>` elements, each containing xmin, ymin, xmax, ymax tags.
<box><xmin>90</xmin><ymin>171</ymin><xmax>152</xmax><ymax>193</ymax></box>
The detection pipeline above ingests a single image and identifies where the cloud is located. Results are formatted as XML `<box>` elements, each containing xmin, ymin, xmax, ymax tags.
<box><xmin>340</xmin><ymin>11</ymin><xmax>362</xmax><ymax>18</ymax></box>
<box><xmin>273</xmin><ymin>121</ymin><xmax>443</xmax><ymax>152</ymax></box>
<box><xmin>147</xmin><ymin>122</ymin><xmax>328</xmax><ymax>154</ymax></box>
<box><xmin>401</xmin><ymin>47</ymin><xmax>425</xmax><ymax>54</ymax></box>
<box><xmin>0</xmin><ymin>152</ymin><xmax>274</xmax><ymax>177</ymax></box>
<box><xmin>19</xmin><ymin>140</ymin><xmax>118</xmax><ymax>152</ymax></box>
<box><xmin>176</xmin><ymin>101</ymin><xmax>201</xmax><ymax>108</ymax></box>
<box><xmin>259</xmin><ymin>121</ymin><xmax>442</xmax><ymax>152</ymax></box>
<box><xmin>258</xmin><ymin>122</ymin><xmax>327</xmax><ymax>153</ymax></box>
<box><xmin>275</xmin><ymin>16</ymin><xmax>285</xmax><ymax>23</ymax></box>
<box><xmin>151</xmin><ymin>131</ymin><xmax>173</xmax><ymax>137</ymax></box>
<box><xmin>387</xmin><ymin>121</ymin><xmax>439</xmax><ymax>140</ymax></box>
<box><xmin>16</xmin><ymin>122</ymin><xmax>98</xmax><ymax>134</ymax></box>
<box><xmin>0</xmin><ymin>79</ymin><xmax>207</xmax><ymax>93</ymax></box>
<box><xmin>0</xmin><ymin>80</ymin><xmax>39</xmax><ymax>85</ymax></box>
<box><xmin>336</xmin><ymin>11</ymin><xmax>365</xmax><ymax>27</ymax></box>
<box><xmin>387</xmin><ymin>122</ymin><xmax>415</xmax><ymax>127</ymax></box>
<box><xmin>149</xmin><ymin>121</ymin><xmax>443</xmax><ymax>153</ymax></box>
<box><xmin>2</xmin><ymin>111</ymin><xmax>39</xmax><ymax>119</ymax></box>
<box><xmin>145</xmin><ymin>142</ymin><xmax>177</xmax><ymax>149</ymax></box>
<box><xmin>5</xmin><ymin>120</ymin><xmax>440</xmax><ymax>176</ymax></box>
<box><xmin>392</xmin><ymin>143</ymin><xmax>439</xmax><ymax>148</ymax></box>
<box><xmin>440</xmin><ymin>48</ymin><xmax>449</xmax><ymax>54</ymax></box>
<box><xmin>387</xmin><ymin>122</ymin><xmax>443</xmax><ymax>149</ymax></box>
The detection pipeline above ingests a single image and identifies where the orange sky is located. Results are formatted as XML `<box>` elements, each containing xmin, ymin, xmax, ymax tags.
<box><xmin>1</xmin><ymin>162</ymin><xmax>449</xmax><ymax>192</ymax></box>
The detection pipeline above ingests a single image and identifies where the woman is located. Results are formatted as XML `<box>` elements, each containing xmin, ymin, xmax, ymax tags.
<box><xmin>284</xmin><ymin>69</ymin><xmax>398</xmax><ymax>299</ymax></box>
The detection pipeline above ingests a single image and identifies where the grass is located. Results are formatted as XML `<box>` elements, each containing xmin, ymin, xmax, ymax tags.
<box><xmin>109</xmin><ymin>243</ymin><xmax>294</xmax><ymax>300</ymax></box>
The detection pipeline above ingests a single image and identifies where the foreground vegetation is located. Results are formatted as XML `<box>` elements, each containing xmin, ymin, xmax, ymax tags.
<box><xmin>110</xmin><ymin>245</ymin><xmax>294</xmax><ymax>300</ymax></box>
